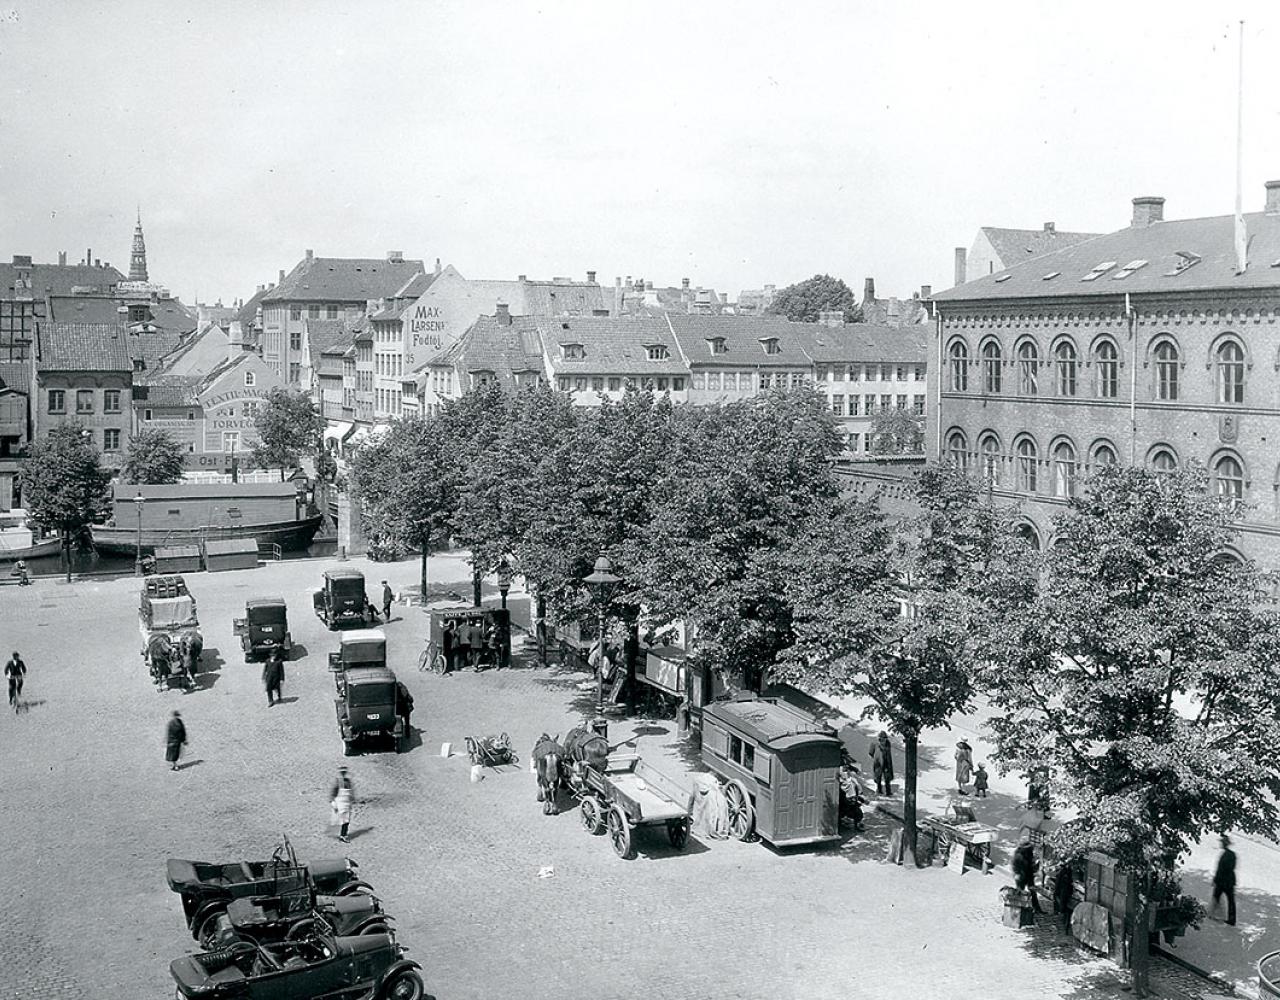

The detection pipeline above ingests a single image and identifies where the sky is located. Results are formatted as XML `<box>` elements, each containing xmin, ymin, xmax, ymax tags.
<box><xmin>2</xmin><ymin>1</ymin><xmax>1279</xmax><ymax>306</ymax></box>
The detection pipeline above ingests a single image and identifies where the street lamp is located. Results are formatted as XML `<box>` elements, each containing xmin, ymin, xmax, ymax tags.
<box><xmin>496</xmin><ymin>558</ymin><xmax>514</xmax><ymax>610</ymax></box>
<box><xmin>133</xmin><ymin>491</ymin><xmax>146</xmax><ymax>576</ymax></box>
<box><xmin>583</xmin><ymin>554</ymin><xmax>621</xmax><ymax>713</ymax></box>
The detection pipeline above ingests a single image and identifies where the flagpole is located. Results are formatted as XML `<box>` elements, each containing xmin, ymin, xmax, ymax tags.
<box><xmin>1234</xmin><ymin>20</ymin><xmax>1247</xmax><ymax>274</ymax></box>
<box><xmin>1127</xmin><ymin>292</ymin><xmax>1137</xmax><ymax>465</ymax></box>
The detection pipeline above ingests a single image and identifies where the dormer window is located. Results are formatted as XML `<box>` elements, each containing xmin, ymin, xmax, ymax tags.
<box><xmin>760</xmin><ymin>337</ymin><xmax>781</xmax><ymax>355</ymax></box>
<box><xmin>128</xmin><ymin>305</ymin><xmax>148</xmax><ymax>323</ymax></box>
<box><xmin>707</xmin><ymin>337</ymin><xmax>728</xmax><ymax>355</ymax></box>
<box><xmin>1112</xmin><ymin>259</ymin><xmax>1149</xmax><ymax>280</ymax></box>
<box><xmin>561</xmin><ymin>343</ymin><xmax>585</xmax><ymax>360</ymax></box>
<box><xmin>645</xmin><ymin>344</ymin><xmax>670</xmax><ymax>361</ymax></box>
<box><xmin>244</xmin><ymin>370</ymin><xmax>256</xmax><ymax>387</ymax></box>
<box><xmin>1081</xmin><ymin>261</ymin><xmax>1117</xmax><ymax>282</ymax></box>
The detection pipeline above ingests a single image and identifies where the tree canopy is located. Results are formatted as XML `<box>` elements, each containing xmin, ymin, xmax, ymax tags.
<box><xmin>251</xmin><ymin>387</ymin><xmax>326</xmax><ymax>479</ymax></box>
<box><xmin>18</xmin><ymin>422</ymin><xmax>110</xmax><ymax>580</ymax></box>
<box><xmin>869</xmin><ymin>406</ymin><xmax>924</xmax><ymax>455</ymax></box>
<box><xmin>123</xmin><ymin>428</ymin><xmax>187</xmax><ymax>484</ymax></box>
<box><xmin>766</xmin><ymin>274</ymin><xmax>861</xmax><ymax>323</ymax></box>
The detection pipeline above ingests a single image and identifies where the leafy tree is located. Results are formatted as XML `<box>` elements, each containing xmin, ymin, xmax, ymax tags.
<box><xmin>251</xmin><ymin>387</ymin><xmax>326</xmax><ymax>480</ymax></box>
<box><xmin>978</xmin><ymin>465</ymin><xmax>1280</xmax><ymax>996</ymax></box>
<box><xmin>350</xmin><ymin>415</ymin><xmax>457</xmax><ymax>598</ymax></box>
<box><xmin>766</xmin><ymin>274</ymin><xmax>862</xmax><ymax>323</ymax></box>
<box><xmin>779</xmin><ymin>464</ymin><xmax>1019</xmax><ymax>865</ymax></box>
<box><xmin>869</xmin><ymin>406</ymin><xmax>923</xmax><ymax>455</ymax></box>
<box><xmin>122</xmin><ymin>428</ymin><xmax>187</xmax><ymax>484</ymax></box>
<box><xmin>18</xmin><ymin>422</ymin><xmax>111</xmax><ymax>581</ymax></box>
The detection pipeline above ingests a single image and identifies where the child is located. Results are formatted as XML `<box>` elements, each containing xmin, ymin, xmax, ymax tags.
<box><xmin>973</xmin><ymin>763</ymin><xmax>989</xmax><ymax>798</ymax></box>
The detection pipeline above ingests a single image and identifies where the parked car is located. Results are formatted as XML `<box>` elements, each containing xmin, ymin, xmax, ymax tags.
<box><xmin>313</xmin><ymin>568</ymin><xmax>372</xmax><ymax>630</ymax></box>
<box><xmin>169</xmin><ymin>927</ymin><xmax>424</xmax><ymax>1000</ymax></box>
<box><xmin>329</xmin><ymin>630</ymin><xmax>405</xmax><ymax>755</ymax></box>
<box><xmin>167</xmin><ymin>836</ymin><xmax>371</xmax><ymax>941</ymax></box>
<box><xmin>200</xmin><ymin>883</ymin><xmax>392</xmax><ymax>950</ymax></box>
<box><xmin>234</xmin><ymin>597</ymin><xmax>293</xmax><ymax>662</ymax></box>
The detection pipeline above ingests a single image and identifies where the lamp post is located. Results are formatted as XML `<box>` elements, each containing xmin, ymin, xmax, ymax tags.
<box><xmin>133</xmin><ymin>491</ymin><xmax>146</xmax><ymax>576</ymax></box>
<box><xmin>496</xmin><ymin>558</ymin><xmax>513</xmax><ymax>610</ymax></box>
<box><xmin>583</xmin><ymin>555</ymin><xmax>621</xmax><ymax>713</ymax></box>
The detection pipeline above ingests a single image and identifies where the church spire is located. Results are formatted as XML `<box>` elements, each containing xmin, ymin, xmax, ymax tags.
<box><xmin>129</xmin><ymin>207</ymin><xmax>149</xmax><ymax>282</ymax></box>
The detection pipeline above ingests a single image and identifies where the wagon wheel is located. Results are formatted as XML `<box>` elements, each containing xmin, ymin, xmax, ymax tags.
<box><xmin>667</xmin><ymin>819</ymin><xmax>689</xmax><ymax>850</ymax></box>
<box><xmin>580</xmin><ymin>797</ymin><xmax>604</xmax><ymax>835</ymax></box>
<box><xmin>464</xmin><ymin>737</ymin><xmax>480</xmax><ymax>764</ymax></box>
<box><xmin>606</xmin><ymin>804</ymin><xmax>634</xmax><ymax>860</ymax></box>
<box><xmin>724</xmin><ymin>780</ymin><xmax>755</xmax><ymax>841</ymax></box>
<box><xmin>285</xmin><ymin>917</ymin><xmax>322</xmax><ymax>941</ymax></box>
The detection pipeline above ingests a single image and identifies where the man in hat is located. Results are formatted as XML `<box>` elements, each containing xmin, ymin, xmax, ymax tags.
<box><xmin>381</xmin><ymin>581</ymin><xmax>394</xmax><ymax>624</ymax></box>
<box><xmin>1212</xmin><ymin>834</ymin><xmax>1237</xmax><ymax>926</ymax></box>
<box><xmin>165</xmin><ymin>710</ymin><xmax>187</xmax><ymax>770</ymax></box>
<box><xmin>5</xmin><ymin>650</ymin><xmax>26</xmax><ymax>710</ymax></box>
<box><xmin>330</xmin><ymin>766</ymin><xmax>355</xmax><ymax>843</ymax></box>
<box><xmin>263</xmin><ymin>648</ymin><xmax>285</xmax><ymax>706</ymax></box>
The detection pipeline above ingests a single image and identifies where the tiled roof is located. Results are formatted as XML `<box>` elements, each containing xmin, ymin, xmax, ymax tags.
<box><xmin>0</xmin><ymin>361</ymin><xmax>31</xmax><ymax>391</ymax></box>
<box><xmin>136</xmin><ymin>375</ymin><xmax>200</xmax><ymax>407</ymax></box>
<box><xmin>438</xmin><ymin>315</ymin><xmax>547</xmax><ymax>384</ymax></box>
<box><xmin>666</xmin><ymin>314</ymin><xmax>815</xmax><ymax>367</ymax></box>
<box><xmin>980</xmin><ymin>226</ymin><xmax>1103</xmax><ymax>270</ymax></box>
<box><xmin>130</xmin><ymin>329</ymin><xmax>186</xmax><ymax>372</ymax></box>
<box><xmin>520</xmin><ymin>280</ymin><xmax>606</xmax><ymax>317</ymax></box>
<box><xmin>37</xmin><ymin>323</ymin><xmax>132</xmax><ymax>371</ymax></box>
<box><xmin>800</xmin><ymin>323</ymin><xmax>928</xmax><ymax>363</ymax></box>
<box><xmin>394</xmin><ymin>272</ymin><xmax>436</xmax><ymax>300</ymax></box>
<box><xmin>237</xmin><ymin>286</ymin><xmax>269</xmax><ymax>329</ymax></box>
<box><xmin>303</xmin><ymin>319</ymin><xmax>353</xmax><ymax>368</ymax></box>
<box><xmin>935</xmin><ymin>210</ymin><xmax>1280</xmax><ymax>303</ymax></box>
<box><xmin>49</xmin><ymin>294</ymin><xmax>198</xmax><ymax>337</ymax></box>
<box><xmin>541</xmin><ymin>316</ymin><xmax>687</xmax><ymax>376</ymax></box>
<box><xmin>263</xmin><ymin>256</ymin><xmax>426</xmax><ymax>303</ymax></box>
<box><xmin>1</xmin><ymin>261</ymin><xmax>125</xmax><ymax>297</ymax></box>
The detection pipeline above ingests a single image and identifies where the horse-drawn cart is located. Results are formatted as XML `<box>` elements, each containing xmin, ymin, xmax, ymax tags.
<box><xmin>570</xmin><ymin>753</ymin><xmax>694</xmax><ymax>860</ymax></box>
<box><xmin>140</xmin><ymin>578</ymin><xmax>203</xmax><ymax>690</ymax></box>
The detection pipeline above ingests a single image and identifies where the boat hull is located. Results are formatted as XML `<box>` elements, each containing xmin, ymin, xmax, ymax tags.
<box><xmin>0</xmin><ymin>537</ymin><xmax>63</xmax><ymax>562</ymax></box>
<box><xmin>91</xmin><ymin>515</ymin><xmax>324</xmax><ymax>557</ymax></box>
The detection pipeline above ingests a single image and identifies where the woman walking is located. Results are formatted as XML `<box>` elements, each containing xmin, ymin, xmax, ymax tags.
<box><xmin>165</xmin><ymin>710</ymin><xmax>187</xmax><ymax>771</ymax></box>
<box><xmin>330</xmin><ymin>766</ymin><xmax>355</xmax><ymax>843</ymax></box>
<box><xmin>955</xmin><ymin>739</ymin><xmax>974</xmax><ymax>794</ymax></box>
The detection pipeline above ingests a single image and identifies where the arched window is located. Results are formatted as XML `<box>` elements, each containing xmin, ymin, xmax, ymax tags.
<box><xmin>1054</xmin><ymin>339</ymin><xmax>1077</xmax><ymax>396</ymax></box>
<box><xmin>1090</xmin><ymin>440</ymin><xmax>1118</xmax><ymax>471</ymax></box>
<box><xmin>1094</xmin><ymin>339</ymin><xmax>1119</xmax><ymax>399</ymax></box>
<box><xmin>1216</xmin><ymin>339</ymin><xmax>1245</xmax><ymax>404</ymax></box>
<box><xmin>1148</xmin><ymin>445</ymin><xmax>1179</xmax><ymax>473</ymax></box>
<box><xmin>1052</xmin><ymin>439</ymin><xmax>1077</xmax><ymax>498</ymax></box>
<box><xmin>1214</xmin><ymin>452</ymin><xmax>1245</xmax><ymax>501</ymax></box>
<box><xmin>948</xmin><ymin>340</ymin><xmax>969</xmax><ymax>392</ymax></box>
<box><xmin>1153</xmin><ymin>338</ymin><xmax>1180</xmax><ymax>401</ymax></box>
<box><xmin>1017</xmin><ymin>340</ymin><xmax>1039</xmax><ymax>395</ymax></box>
<box><xmin>1016</xmin><ymin>521</ymin><xmax>1042</xmax><ymax>551</ymax></box>
<box><xmin>978</xmin><ymin>431</ymin><xmax>1002</xmax><ymax>484</ymax></box>
<box><xmin>1015</xmin><ymin>435</ymin><xmax>1038</xmax><ymax>493</ymax></box>
<box><xmin>945</xmin><ymin>428</ymin><xmax>969</xmax><ymax>471</ymax></box>
<box><xmin>981</xmin><ymin>340</ymin><xmax>1002</xmax><ymax>394</ymax></box>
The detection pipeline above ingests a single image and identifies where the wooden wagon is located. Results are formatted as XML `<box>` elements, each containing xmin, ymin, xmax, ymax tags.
<box><xmin>569</xmin><ymin>754</ymin><xmax>694</xmax><ymax>860</ymax></box>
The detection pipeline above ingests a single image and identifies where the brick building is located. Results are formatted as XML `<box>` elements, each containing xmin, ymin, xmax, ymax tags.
<box><xmin>35</xmin><ymin>322</ymin><xmax>133</xmax><ymax>468</ymax></box>
<box><xmin>930</xmin><ymin>186</ymin><xmax>1280</xmax><ymax>566</ymax></box>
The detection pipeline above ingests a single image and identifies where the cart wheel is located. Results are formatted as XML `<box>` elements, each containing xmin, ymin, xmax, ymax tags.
<box><xmin>667</xmin><ymin>819</ymin><xmax>689</xmax><ymax>850</ymax></box>
<box><xmin>285</xmin><ymin>917</ymin><xmax>322</xmax><ymax>940</ymax></box>
<box><xmin>725</xmin><ymin>780</ymin><xmax>755</xmax><ymax>841</ymax></box>
<box><xmin>580</xmin><ymin>797</ymin><xmax>604</xmax><ymax>835</ymax></box>
<box><xmin>464</xmin><ymin>737</ymin><xmax>479</xmax><ymax>764</ymax></box>
<box><xmin>606</xmin><ymin>804</ymin><xmax>634</xmax><ymax>860</ymax></box>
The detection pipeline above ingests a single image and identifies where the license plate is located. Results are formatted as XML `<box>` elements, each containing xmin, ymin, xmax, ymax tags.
<box><xmin>366</xmin><ymin>713</ymin><xmax>380</xmax><ymax>720</ymax></box>
<box><xmin>260</xmin><ymin>626</ymin><xmax>275</xmax><ymax>633</ymax></box>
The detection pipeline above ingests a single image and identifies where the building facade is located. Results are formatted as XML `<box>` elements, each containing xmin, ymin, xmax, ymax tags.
<box><xmin>931</xmin><ymin>188</ymin><xmax>1280</xmax><ymax>567</ymax></box>
<box><xmin>35</xmin><ymin>322</ymin><xmax>133</xmax><ymax>468</ymax></box>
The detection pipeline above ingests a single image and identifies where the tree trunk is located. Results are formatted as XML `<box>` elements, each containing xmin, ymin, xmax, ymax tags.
<box><xmin>419</xmin><ymin>529</ymin><xmax>430</xmax><ymax>604</ymax></box>
<box><xmin>902</xmin><ymin>732</ymin><xmax>920</xmax><ymax>868</ymax></box>
<box><xmin>62</xmin><ymin>533</ymin><xmax>72</xmax><ymax>584</ymax></box>
<box><xmin>536</xmin><ymin>588</ymin><xmax>547</xmax><ymax>667</ymax></box>
<box><xmin>624</xmin><ymin>615</ymin><xmax>640</xmax><ymax>714</ymax></box>
<box><xmin>472</xmin><ymin>565</ymin><xmax>482</xmax><ymax>607</ymax></box>
<box><xmin>1131</xmin><ymin>881</ymin><xmax>1150</xmax><ymax>997</ymax></box>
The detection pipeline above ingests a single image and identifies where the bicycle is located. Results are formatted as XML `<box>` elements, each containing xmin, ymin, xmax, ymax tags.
<box><xmin>417</xmin><ymin>639</ymin><xmax>447</xmax><ymax>674</ymax></box>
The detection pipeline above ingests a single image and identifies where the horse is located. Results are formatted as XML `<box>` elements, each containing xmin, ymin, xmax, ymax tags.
<box><xmin>147</xmin><ymin>633</ymin><xmax>176</xmax><ymax>686</ymax></box>
<box><xmin>180</xmin><ymin>632</ymin><xmax>203</xmax><ymax>680</ymax></box>
<box><xmin>531</xmin><ymin>733</ymin><xmax>564</xmax><ymax>815</ymax></box>
<box><xmin>562</xmin><ymin>724</ymin><xmax>609</xmax><ymax>775</ymax></box>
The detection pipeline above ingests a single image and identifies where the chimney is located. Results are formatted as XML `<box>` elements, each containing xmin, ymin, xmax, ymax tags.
<box><xmin>1131</xmin><ymin>196</ymin><xmax>1165</xmax><ymax>228</ymax></box>
<box><xmin>613</xmin><ymin>276</ymin><xmax>622</xmax><ymax>317</ymax></box>
<box><xmin>954</xmin><ymin>247</ymin><xmax>967</xmax><ymax>286</ymax></box>
<box><xmin>58</xmin><ymin>251</ymin><xmax>67</xmax><ymax>266</ymax></box>
<box><xmin>495</xmin><ymin>302</ymin><xmax>511</xmax><ymax>326</ymax></box>
<box><xmin>386</xmin><ymin>250</ymin><xmax>403</xmax><ymax>262</ymax></box>
<box><xmin>517</xmin><ymin>274</ymin><xmax>527</xmax><ymax>281</ymax></box>
<box><xmin>681</xmin><ymin>277</ymin><xmax>690</xmax><ymax>290</ymax></box>
<box><xmin>863</xmin><ymin>277</ymin><xmax>875</xmax><ymax>302</ymax></box>
<box><xmin>278</xmin><ymin>269</ymin><xmax>285</xmax><ymax>284</ymax></box>
<box><xmin>94</xmin><ymin>258</ymin><xmax>101</xmax><ymax>268</ymax></box>
<box><xmin>921</xmin><ymin>284</ymin><xmax>932</xmax><ymax>298</ymax></box>
<box><xmin>305</xmin><ymin>249</ymin><xmax>314</xmax><ymax>262</ymax></box>
<box><xmin>434</xmin><ymin>257</ymin><xmax>442</xmax><ymax>276</ymax></box>
<box><xmin>1266</xmin><ymin>180</ymin><xmax>1280</xmax><ymax>214</ymax></box>
<box><xmin>86</xmin><ymin>247</ymin><xmax>92</xmax><ymax>267</ymax></box>
<box><xmin>587</xmin><ymin>270</ymin><xmax>596</xmax><ymax>284</ymax></box>
<box><xmin>1043</xmin><ymin>222</ymin><xmax>1056</xmax><ymax>233</ymax></box>
<box><xmin>644</xmin><ymin>280</ymin><xmax>653</xmax><ymax>291</ymax></box>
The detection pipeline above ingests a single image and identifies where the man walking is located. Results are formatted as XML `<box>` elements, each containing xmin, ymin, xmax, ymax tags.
<box><xmin>165</xmin><ymin>710</ymin><xmax>187</xmax><ymax>771</ymax></box>
<box><xmin>263</xmin><ymin>648</ymin><xmax>284</xmax><ymax>706</ymax></box>
<box><xmin>869</xmin><ymin>731</ymin><xmax>894</xmax><ymax>796</ymax></box>
<box><xmin>381</xmin><ymin>581</ymin><xmax>394</xmax><ymax>624</ymax></box>
<box><xmin>1013</xmin><ymin>838</ymin><xmax>1045</xmax><ymax>913</ymax></box>
<box><xmin>441</xmin><ymin>620</ymin><xmax>455</xmax><ymax>675</ymax></box>
<box><xmin>5</xmin><ymin>651</ymin><xmax>26</xmax><ymax>711</ymax></box>
<box><xmin>330</xmin><ymin>766</ymin><xmax>355</xmax><ymax>843</ymax></box>
<box><xmin>1212</xmin><ymin>834</ymin><xmax>1237</xmax><ymax>926</ymax></box>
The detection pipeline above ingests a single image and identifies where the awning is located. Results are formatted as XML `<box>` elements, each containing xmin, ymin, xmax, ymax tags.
<box><xmin>324</xmin><ymin>422</ymin><xmax>354</xmax><ymax>445</ymax></box>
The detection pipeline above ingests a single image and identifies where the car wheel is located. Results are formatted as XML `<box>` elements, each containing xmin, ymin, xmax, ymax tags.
<box><xmin>195</xmin><ymin>909</ymin><xmax>227</xmax><ymax>949</ymax></box>
<box><xmin>383</xmin><ymin>969</ymin><xmax>424</xmax><ymax>1000</ymax></box>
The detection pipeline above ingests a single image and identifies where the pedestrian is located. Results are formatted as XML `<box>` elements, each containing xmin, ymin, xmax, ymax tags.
<box><xmin>395</xmin><ymin>679</ymin><xmax>414</xmax><ymax>737</ymax></box>
<box><xmin>5</xmin><ymin>650</ymin><xmax>26</xmax><ymax>710</ymax></box>
<box><xmin>164</xmin><ymin>710</ymin><xmax>187</xmax><ymax>771</ymax></box>
<box><xmin>955</xmin><ymin>738</ymin><xmax>974</xmax><ymax>794</ymax></box>
<box><xmin>329</xmin><ymin>766</ymin><xmax>355</xmax><ymax>843</ymax></box>
<box><xmin>13</xmin><ymin>559</ymin><xmax>30</xmax><ymax>585</ymax></box>
<box><xmin>381</xmin><ymin>581</ymin><xmax>393</xmax><ymax>623</ymax></box>
<box><xmin>1012</xmin><ymin>839</ymin><xmax>1044</xmax><ymax>913</ymax></box>
<box><xmin>441</xmin><ymin>620</ymin><xmax>455</xmax><ymax>675</ymax></box>
<box><xmin>455</xmin><ymin>619</ymin><xmax>472</xmax><ymax>672</ymax></box>
<box><xmin>869</xmin><ymin>731</ymin><xmax>894</xmax><ymax>796</ymax></box>
<box><xmin>465</xmin><ymin>618</ymin><xmax>483</xmax><ymax>671</ymax></box>
<box><xmin>1212</xmin><ymin>834</ymin><xmax>1237</xmax><ymax>926</ymax></box>
<box><xmin>973</xmin><ymin>763</ymin><xmax>990</xmax><ymax>798</ymax></box>
<box><xmin>1052</xmin><ymin>862</ymin><xmax>1076</xmax><ymax>934</ymax></box>
<box><xmin>263</xmin><ymin>649</ymin><xmax>284</xmax><ymax>706</ymax></box>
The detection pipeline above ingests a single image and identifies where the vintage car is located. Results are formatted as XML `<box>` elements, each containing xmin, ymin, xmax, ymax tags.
<box><xmin>234</xmin><ymin>597</ymin><xmax>293</xmax><ymax>662</ymax></box>
<box><xmin>200</xmin><ymin>884</ymin><xmax>391</xmax><ymax>950</ymax></box>
<box><xmin>169</xmin><ymin>928</ymin><xmax>424</xmax><ymax>1000</ymax></box>
<box><xmin>313</xmin><ymin>568</ymin><xmax>372</xmax><ymax>630</ymax></box>
<box><xmin>329</xmin><ymin>630</ymin><xmax>405</xmax><ymax>755</ymax></box>
<box><xmin>167</xmin><ymin>837</ymin><xmax>371</xmax><ymax>940</ymax></box>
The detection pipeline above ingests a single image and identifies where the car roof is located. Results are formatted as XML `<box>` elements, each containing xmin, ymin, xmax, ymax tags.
<box><xmin>246</xmin><ymin>597</ymin><xmax>286</xmax><ymax>609</ymax></box>
<box><xmin>340</xmin><ymin>628</ymin><xmax>385</xmax><ymax>644</ymax></box>
<box><xmin>345</xmin><ymin>666</ymin><xmax>396</xmax><ymax>684</ymax></box>
<box><xmin>325</xmin><ymin>568</ymin><xmax>365</xmax><ymax>581</ymax></box>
